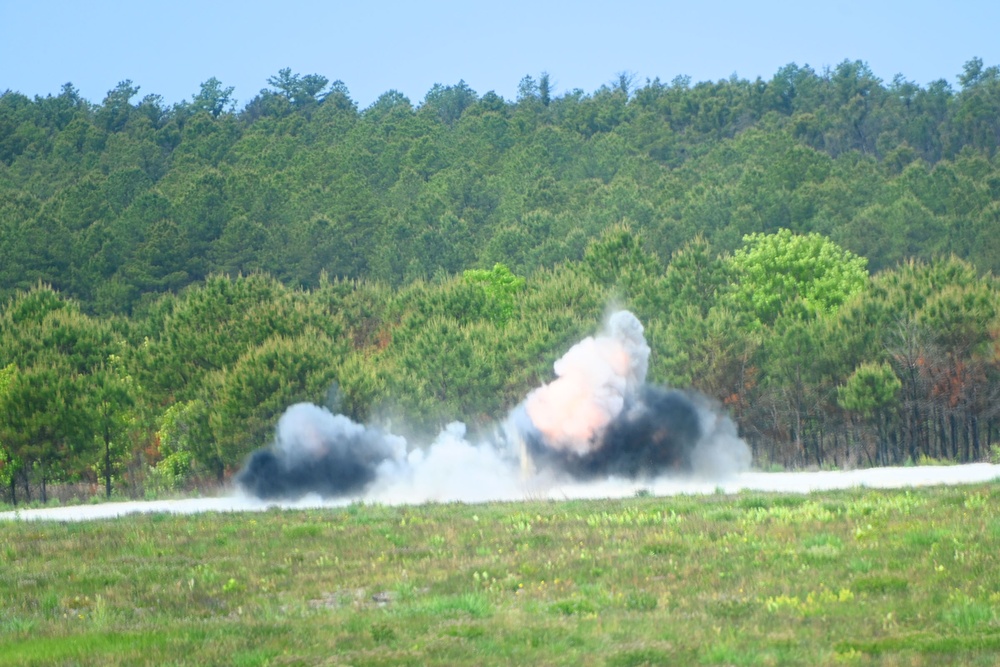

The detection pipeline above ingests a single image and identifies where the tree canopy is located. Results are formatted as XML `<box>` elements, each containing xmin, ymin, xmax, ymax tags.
<box><xmin>2</xmin><ymin>60</ymin><xmax>1000</xmax><ymax>315</ymax></box>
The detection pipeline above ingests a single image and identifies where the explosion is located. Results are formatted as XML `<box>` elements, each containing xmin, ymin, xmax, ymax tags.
<box><xmin>521</xmin><ymin>311</ymin><xmax>649</xmax><ymax>454</ymax></box>
<box><xmin>235</xmin><ymin>311</ymin><xmax>751</xmax><ymax>501</ymax></box>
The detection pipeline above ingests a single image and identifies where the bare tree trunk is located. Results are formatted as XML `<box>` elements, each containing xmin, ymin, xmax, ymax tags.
<box><xmin>949</xmin><ymin>413</ymin><xmax>959</xmax><ymax>460</ymax></box>
<box><xmin>104</xmin><ymin>427</ymin><xmax>113</xmax><ymax>499</ymax></box>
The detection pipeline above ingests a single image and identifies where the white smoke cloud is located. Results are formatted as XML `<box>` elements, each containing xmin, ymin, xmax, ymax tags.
<box><xmin>367</xmin><ymin>422</ymin><xmax>524</xmax><ymax>504</ymax></box>
<box><xmin>275</xmin><ymin>403</ymin><xmax>405</xmax><ymax>464</ymax></box>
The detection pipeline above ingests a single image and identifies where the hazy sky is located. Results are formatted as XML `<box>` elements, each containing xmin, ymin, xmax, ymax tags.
<box><xmin>3</xmin><ymin>1</ymin><xmax>999</xmax><ymax>109</ymax></box>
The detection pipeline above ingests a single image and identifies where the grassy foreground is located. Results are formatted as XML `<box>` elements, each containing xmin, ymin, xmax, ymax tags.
<box><xmin>2</xmin><ymin>484</ymin><xmax>1000</xmax><ymax>666</ymax></box>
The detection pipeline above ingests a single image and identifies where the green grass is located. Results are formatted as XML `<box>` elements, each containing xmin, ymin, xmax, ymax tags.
<box><xmin>2</xmin><ymin>484</ymin><xmax>1000</xmax><ymax>665</ymax></box>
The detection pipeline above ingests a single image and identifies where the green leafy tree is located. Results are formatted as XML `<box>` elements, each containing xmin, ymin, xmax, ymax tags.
<box><xmin>190</xmin><ymin>77</ymin><xmax>235</xmax><ymax>117</ymax></box>
<box><xmin>953</xmin><ymin>57</ymin><xmax>1000</xmax><ymax>156</ymax></box>
<box><xmin>150</xmin><ymin>399</ymin><xmax>207</xmax><ymax>492</ymax></box>
<box><xmin>266</xmin><ymin>68</ymin><xmax>330</xmax><ymax>107</ymax></box>
<box><xmin>138</xmin><ymin>274</ymin><xmax>296</xmax><ymax>403</ymax></box>
<box><xmin>649</xmin><ymin>306</ymin><xmax>760</xmax><ymax>423</ymax></box>
<box><xmin>463</xmin><ymin>263</ymin><xmax>526</xmax><ymax>326</ymax></box>
<box><xmin>726</xmin><ymin>229</ymin><xmax>869</xmax><ymax>327</ymax></box>
<box><xmin>657</xmin><ymin>235</ymin><xmax>733</xmax><ymax>318</ymax></box>
<box><xmin>838</xmin><ymin>361</ymin><xmax>902</xmax><ymax>464</ymax></box>
<box><xmin>582</xmin><ymin>223</ymin><xmax>660</xmax><ymax>302</ymax></box>
<box><xmin>96</xmin><ymin>80</ymin><xmax>140</xmax><ymax>132</ymax></box>
<box><xmin>760</xmin><ymin>309</ymin><xmax>839</xmax><ymax>465</ymax></box>
<box><xmin>0</xmin><ymin>287</ymin><xmax>122</xmax><ymax>499</ymax></box>
<box><xmin>0</xmin><ymin>363</ymin><xmax>21</xmax><ymax>502</ymax></box>
<box><xmin>837</xmin><ymin>361</ymin><xmax>902</xmax><ymax>417</ymax></box>
<box><xmin>720</xmin><ymin>231</ymin><xmax>871</xmax><ymax>464</ymax></box>
<box><xmin>201</xmin><ymin>332</ymin><xmax>345</xmax><ymax>480</ymax></box>
<box><xmin>421</xmin><ymin>81</ymin><xmax>478</xmax><ymax>125</ymax></box>
<box><xmin>0</xmin><ymin>363</ymin><xmax>91</xmax><ymax>502</ymax></box>
<box><xmin>88</xmin><ymin>348</ymin><xmax>138</xmax><ymax>498</ymax></box>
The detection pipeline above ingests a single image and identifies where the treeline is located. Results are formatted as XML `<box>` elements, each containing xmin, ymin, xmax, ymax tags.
<box><xmin>1</xmin><ymin>227</ymin><xmax>998</xmax><ymax>503</ymax></box>
<box><xmin>2</xmin><ymin>60</ymin><xmax>1000</xmax><ymax>317</ymax></box>
<box><xmin>3</xmin><ymin>61</ymin><xmax>1000</xmax><ymax>501</ymax></box>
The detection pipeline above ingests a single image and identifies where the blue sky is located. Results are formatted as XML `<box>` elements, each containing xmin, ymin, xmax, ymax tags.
<box><xmin>3</xmin><ymin>1</ymin><xmax>999</xmax><ymax>109</ymax></box>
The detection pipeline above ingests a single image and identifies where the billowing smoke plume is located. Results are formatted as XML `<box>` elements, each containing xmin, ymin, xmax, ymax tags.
<box><xmin>520</xmin><ymin>311</ymin><xmax>649</xmax><ymax>454</ymax></box>
<box><xmin>235</xmin><ymin>311</ymin><xmax>751</xmax><ymax>501</ymax></box>
<box><xmin>235</xmin><ymin>403</ymin><xmax>405</xmax><ymax>499</ymax></box>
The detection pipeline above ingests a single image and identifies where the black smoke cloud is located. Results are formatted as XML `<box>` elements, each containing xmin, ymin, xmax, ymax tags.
<box><xmin>522</xmin><ymin>386</ymin><xmax>703</xmax><ymax>479</ymax></box>
<box><xmin>235</xmin><ymin>403</ymin><xmax>404</xmax><ymax>500</ymax></box>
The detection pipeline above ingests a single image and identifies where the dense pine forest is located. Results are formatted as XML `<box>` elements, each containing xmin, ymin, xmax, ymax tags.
<box><xmin>1</xmin><ymin>59</ymin><xmax>999</xmax><ymax>503</ymax></box>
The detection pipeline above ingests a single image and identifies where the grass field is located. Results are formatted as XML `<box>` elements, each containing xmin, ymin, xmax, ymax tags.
<box><xmin>2</xmin><ymin>483</ymin><xmax>999</xmax><ymax>666</ymax></box>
